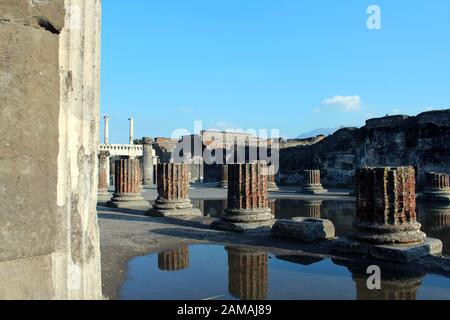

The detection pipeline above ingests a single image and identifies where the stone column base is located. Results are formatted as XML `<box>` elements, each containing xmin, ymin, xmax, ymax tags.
<box><xmin>351</xmin><ymin>221</ymin><xmax>427</xmax><ymax>244</ymax></box>
<box><xmin>210</xmin><ymin>208</ymin><xmax>275</xmax><ymax>233</ymax></box>
<box><xmin>142</xmin><ymin>184</ymin><xmax>155</xmax><ymax>189</ymax></box>
<box><xmin>97</xmin><ymin>192</ymin><xmax>111</xmax><ymax>203</ymax></box>
<box><xmin>418</xmin><ymin>190</ymin><xmax>450</xmax><ymax>203</ymax></box>
<box><xmin>147</xmin><ymin>198</ymin><xmax>202</xmax><ymax>217</ymax></box>
<box><xmin>331</xmin><ymin>236</ymin><xmax>442</xmax><ymax>263</ymax></box>
<box><xmin>105</xmin><ymin>193</ymin><xmax>149</xmax><ymax>209</ymax></box>
<box><xmin>299</xmin><ymin>184</ymin><xmax>328</xmax><ymax>194</ymax></box>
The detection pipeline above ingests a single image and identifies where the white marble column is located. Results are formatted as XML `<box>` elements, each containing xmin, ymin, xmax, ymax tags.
<box><xmin>104</xmin><ymin>115</ymin><xmax>109</xmax><ymax>144</ymax></box>
<box><xmin>129</xmin><ymin>116</ymin><xmax>134</xmax><ymax>145</ymax></box>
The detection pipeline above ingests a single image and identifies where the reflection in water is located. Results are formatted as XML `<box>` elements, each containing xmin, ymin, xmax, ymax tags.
<box><xmin>120</xmin><ymin>244</ymin><xmax>450</xmax><ymax>300</ymax></box>
<box><xmin>333</xmin><ymin>259</ymin><xmax>425</xmax><ymax>300</ymax></box>
<box><xmin>353</xmin><ymin>275</ymin><xmax>423</xmax><ymax>300</ymax></box>
<box><xmin>199</xmin><ymin>199</ymin><xmax>450</xmax><ymax>253</ymax></box>
<box><xmin>200</xmin><ymin>198</ymin><xmax>355</xmax><ymax>236</ymax></box>
<box><xmin>418</xmin><ymin>202</ymin><xmax>450</xmax><ymax>256</ymax></box>
<box><xmin>276</xmin><ymin>254</ymin><xmax>324</xmax><ymax>266</ymax></box>
<box><xmin>275</xmin><ymin>200</ymin><xmax>323</xmax><ymax>219</ymax></box>
<box><xmin>158</xmin><ymin>247</ymin><xmax>190</xmax><ymax>271</ymax></box>
<box><xmin>269</xmin><ymin>199</ymin><xmax>277</xmax><ymax>215</ymax></box>
<box><xmin>226</xmin><ymin>247</ymin><xmax>268</xmax><ymax>300</ymax></box>
<box><xmin>274</xmin><ymin>199</ymin><xmax>355</xmax><ymax>236</ymax></box>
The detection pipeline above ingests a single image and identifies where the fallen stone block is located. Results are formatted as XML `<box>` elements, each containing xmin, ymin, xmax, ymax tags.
<box><xmin>272</xmin><ymin>217</ymin><xmax>336</xmax><ymax>242</ymax></box>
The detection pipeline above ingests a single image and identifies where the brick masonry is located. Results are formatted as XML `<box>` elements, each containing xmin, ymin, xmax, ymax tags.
<box><xmin>158</xmin><ymin>247</ymin><xmax>189</xmax><ymax>271</ymax></box>
<box><xmin>157</xmin><ymin>163</ymin><xmax>190</xmax><ymax>201</ymax></box>
<box><xmin>114</xmin><ymin>159</ymin><xmax>142</xmax><ymax>195</ymax></box>
<box><xmin>352</xmin><ymin>166</ymin><xmax>426</xmax><ymax>244</ymax></box>
<box><xmin>227</xmin><ymin>163</ymin><xmax>269</xmax><ymax>211</ymax></box>
<box><xmin>226</xmin><ymin>247</ymin><xmax>268</xmax><ymax>300</ymax></box>
<box><xmin>98</xmin><ymin>151</ymin><xmax>110</xmax><ymax>193</ymax></box>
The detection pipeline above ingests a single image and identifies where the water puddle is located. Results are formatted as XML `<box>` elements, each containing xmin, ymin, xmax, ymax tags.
<box><xmin>120</xmin><ymin>244</ymin><xmax>450</xmax><ymax>300</ymax></box>
<box><xmin>193</xmin><ymin>199</ymin><xmax>450</xmax><ymax>255</ymax></box>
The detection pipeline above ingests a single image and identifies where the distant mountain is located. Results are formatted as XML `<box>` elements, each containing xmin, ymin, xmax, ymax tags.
<box><xmin>297</xmin><ymin>127</ymin><xmax>340</xmax><ymax>139</ymax></box>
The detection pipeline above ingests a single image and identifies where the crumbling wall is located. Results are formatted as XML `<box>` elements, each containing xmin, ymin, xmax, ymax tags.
<box><xmin>280</xmin><ymin>110</ymin><xmax>450</xmax><ymax>188</ymax></box>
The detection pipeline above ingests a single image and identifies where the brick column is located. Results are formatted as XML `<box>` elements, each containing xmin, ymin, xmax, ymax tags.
<box><xmin>98</xmin><ymin>151</ymin><xmax>110</xmax><ymax>201</ymax></box>
<box><xmin>300</xmin><ymin>170</ymin><xmax>327</xmax><ymax>194</ymax></box>
<box><xmin>110</xmin><ymin>159</ymin><xmax>116</xmax><ymax>187</ymax></box>
<box><xmin>147</xmin><ymin>163</ymin><xmax>201</xmax><ymax>217</ymax></box>
<box><xmin>106</xmin><ymin>159</ymin><xmax>148</xmax><ymax>208</ymax></box>
<box><xmin>419</xmin><ymin>172</ymin><xmax>450</xmax><ymax>202</ymax></box>
<box><xmin>211</xmin><ymin>162</ymin><xmax>274</xmax><ymax>232</ymax></box>
<box><xmin>218</xmin><ymin>164</ymin><xmax>228</xmax><ymax>188</ymax></box>
<box><xmin>226</xmin><ymin>247</ymin><xmax>268</xmax><ymax>300</ymax></box>
<box><xmin>351</xmin><ymin>166</ymin><xmax>426</xmax><ymax>244</ymax></box>
<box><xmin>158</xmin><ymin>247</ymin><xmax>189</xmax><ymax>271</ymax></box>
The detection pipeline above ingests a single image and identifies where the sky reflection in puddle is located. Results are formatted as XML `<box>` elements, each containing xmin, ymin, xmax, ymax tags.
<box><xmin>120</xmin><ymin>244</ymin><xmax>450</xmax><ymax>300</ymax></box>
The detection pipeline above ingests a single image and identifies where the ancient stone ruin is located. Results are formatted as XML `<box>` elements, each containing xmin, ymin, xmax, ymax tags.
<box><xmin>333</xmin><ymin>166</ymin><xmax>443</xmax><ymax>263</ymax></box>
<box><xmin>418</xmin><ymin>172</ymin><xmax>450</xmax><ymax>203</ymax></box>
<box><xmin>226</xmin><ymin>247</ymin><xmax>268</xmax><ymax>300</ymax></box>
<box><xmin>219</xmin><ymin>164</ymin><xmax>228</xmax><ymax>188</ymax></box>
<box><xmin>147</xmin><ymin>163</ymin><xmax>201</xmax><ymax>217</ymax></box>
<box><xmin>158</xmin><ymin>247</ymin><xmax>190</xmax><ymax>271</ymax></box>
<box><xmin>106</xmin><ymin>159</ymin><xmax>148</xmax><ymax>208</ymax></box>
<box><xmin>267</xmin><ymin>165</ymin><xmax>279</xmax><ymax>191</ymax></box>
<box><xmin>142</xmin><ymin>137</ymin><xmax>155</xmax><ymax>188</ymax></box>
<box><xmin>98</xmin><ymin>151</ymin><xmax>111</xmax><ymax>201</ymax></box>
<box><xmin>211</xmin><ymin>162</ymin><xmax>275</xmax><ymax>232</ymax></box>
<box><xmin>300</xmin><ymin>170</ymin><xmax>327</xmax><ymax>194</ymax></box>
<box><xmin>352</xmin><ymin>166</ymin><xmax>425</xmax><ymax>244</ymax></box>
<box><xmin>272</xmin><ymin>217</ymin><xmax>336</xmax><ymax>242</ymax></box>
<box><xmin>279</xmin><ymin>111</ymin><xmax>450</xmax><ymax>188</ymax></box>
<box><xmin>0</xmin><ymin>0</ymin><xmax>103</xmax><ymax>299</ymax></box>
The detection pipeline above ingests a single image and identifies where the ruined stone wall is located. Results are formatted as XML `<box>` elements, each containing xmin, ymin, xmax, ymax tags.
<box><xmin>153</xmin><ymin>137</ymin><xmax>178</xmax><ymax>163</ymax></box>
<box><xmin>280</xmin><ymin>110</ymin><xmax>450</xmax><ymax>188</ymax></box>
<box><xmin>0</xmin><ymin>0</ymin><xmax>102</xmax><ymax>299</ymax></box>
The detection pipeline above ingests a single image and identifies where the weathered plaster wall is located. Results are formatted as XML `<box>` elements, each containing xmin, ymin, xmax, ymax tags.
<box><xmin>280</xmin><ymin>110</ymin><xmax>450</xmax><ymax>188</ymax></box>
<box><xmin>0</xmin><ymin>0</ymin><xmax>64</xmax><ymax>265</ymax></box>
<box><xmin>0</xmin><ymin>0</ymin><xmax>102</xmax><ymax>299</ymax></box>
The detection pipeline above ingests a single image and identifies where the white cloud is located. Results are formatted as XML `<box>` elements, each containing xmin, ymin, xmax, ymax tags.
<box><xmin>322</xmin><ymin>95</ymin><xmax>361</xmax><ymax>112</ymax></box>
<box><xmin>391</xmin><ymin>108</ymin><xmax>401</xmax><ymax>114</ymax></box>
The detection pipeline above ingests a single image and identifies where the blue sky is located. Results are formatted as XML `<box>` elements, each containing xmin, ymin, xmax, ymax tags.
<box><xmin>101</xmin><ymin>0</ymin><xmax>450</xmax><ymax>144</ymax></box>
